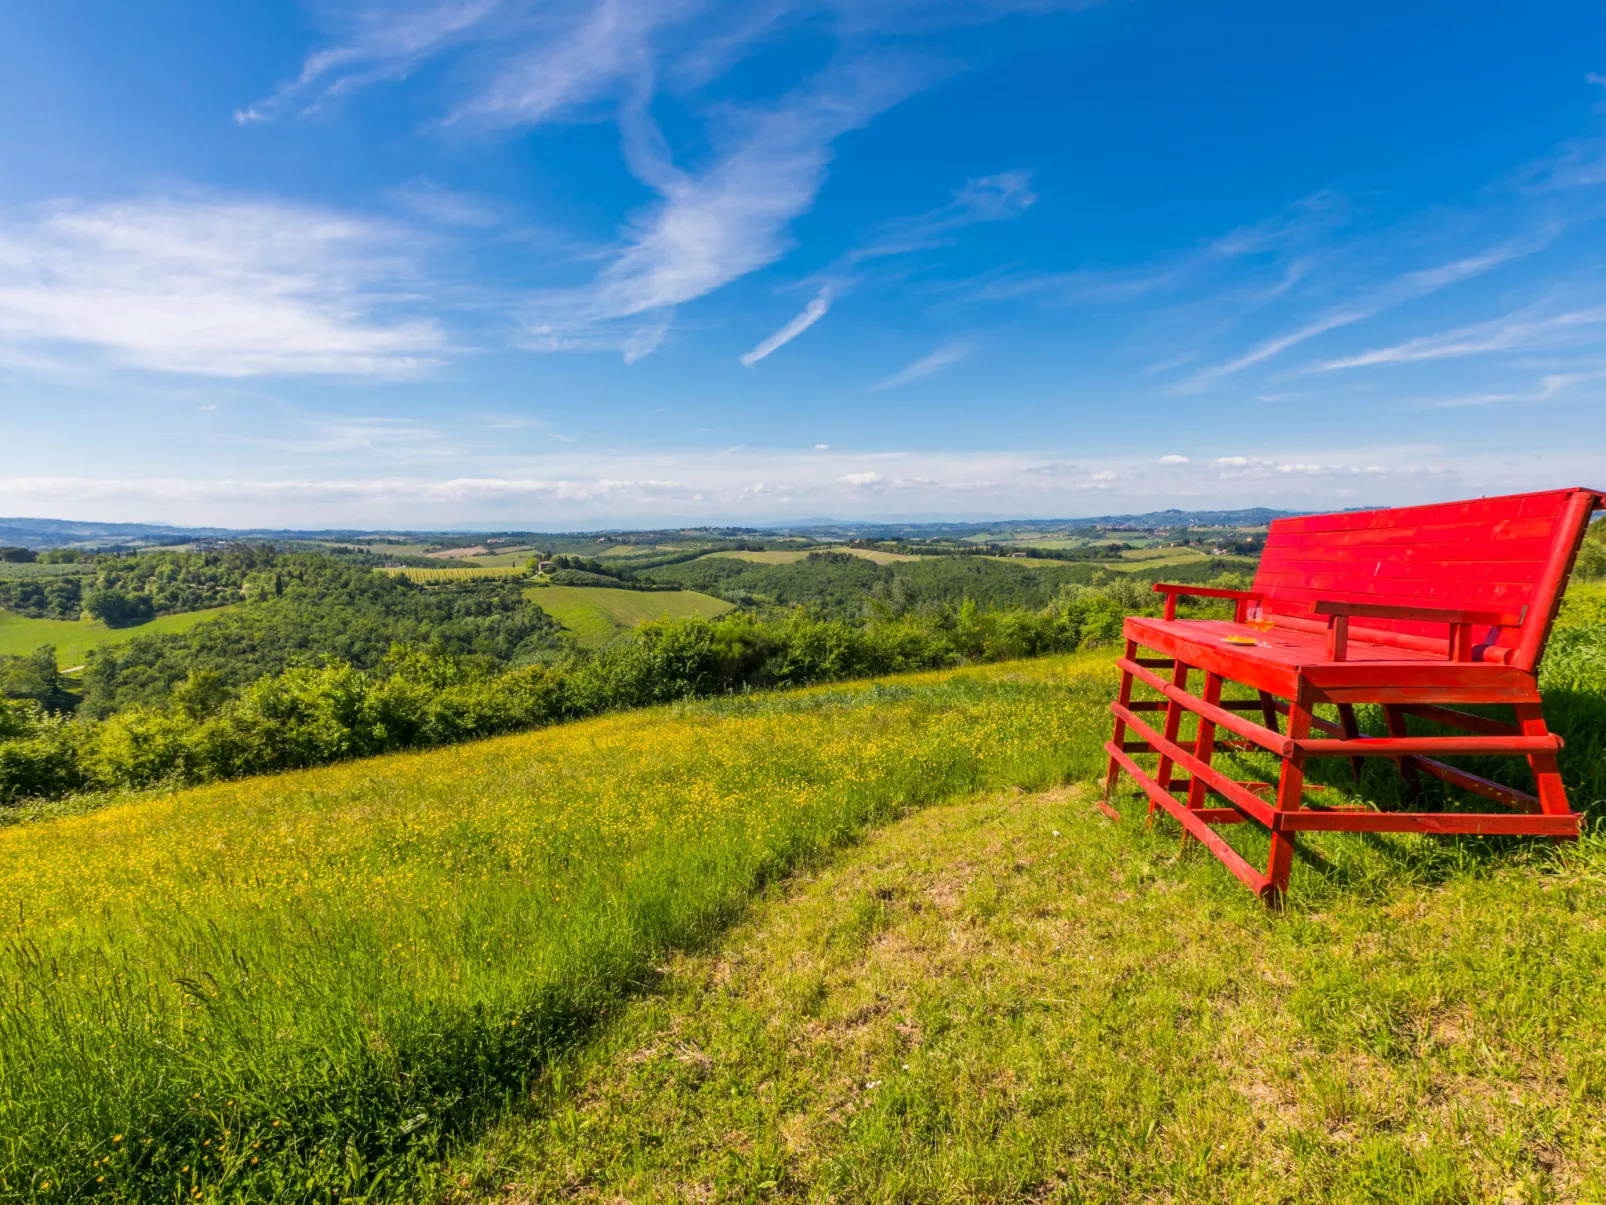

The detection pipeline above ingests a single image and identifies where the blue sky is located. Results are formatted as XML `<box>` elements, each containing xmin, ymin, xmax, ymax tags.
<box><xmin>2</xmin><ymin>0</ymin><xmax>1605</xmax><ymax>528</ymax></box>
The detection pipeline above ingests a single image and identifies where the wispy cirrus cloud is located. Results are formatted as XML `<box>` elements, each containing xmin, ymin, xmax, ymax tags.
<box><xmin>243</xmin><ymin>1</ymin><xmax>1062</xmax><ymax>363</ymax></box>
<box><xmin>740</xmin><ymin>287</ymin><xmax>832</xmax><ymax>365</ymax></box>
<box><xmin>0</xmin><ymin>196</ymin><xmax>444</xmax><ymax>377</ymax></box>
<box><xmin>1313</xmin><ymin>302</ymin><xmax>1606</xmax><ymax>371</ymax></box>
<box><xmin>741</xmin><ymin>169</ymin><xmax>1035</xmax><ymax>365</ymax></box>
<box><xmin>1173</xmin><ymin>236</ymin><xmax>1551</xmax><ymax>390</ymax></box>
<box><xmin>872</xmin><ymin>340</ymin><xmax>971</xmax><ymax>389</ymax></box>
<box><xmin>1423</xmin><ymin>370</ymin><xmax>1606</xmax><ymax>408</ymax></box>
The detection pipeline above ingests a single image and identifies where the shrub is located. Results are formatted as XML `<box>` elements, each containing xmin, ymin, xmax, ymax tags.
<box><xmin>0</xmin><ymin>581</ymin><xmax>1188</xmax><ymax>805</ymax></box>
<box><xmin>83</xmin><ymin>587</ymin><xmax>155</xmax><ymax>626</ymax></box>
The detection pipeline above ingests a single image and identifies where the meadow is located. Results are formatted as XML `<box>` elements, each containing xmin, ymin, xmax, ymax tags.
<box><xmin>4</xmin><ymin>573</ymin><xmax>1606</xmax><ymax>1202</ymax></box>
<box><xmin>0</xmin><ymin>606</ymin><xmax>236</xmax><ymax>667</ymax></box>
<box><xmin>0</xmin><ymin>655</ymin><xmax>1111</xmax><ymax>1201</ymax></box>
<box><xmin>523</xmin><ymin>584</ymin><xmax>734</xmax><ymax>645</ymax></box>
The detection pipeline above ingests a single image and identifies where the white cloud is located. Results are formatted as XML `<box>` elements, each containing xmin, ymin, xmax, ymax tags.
<box><xmin>389</xmin><ymin>180</ymin><xmax>503</xmax><ymax>227</ymax></box>
<box><xmin>560</xmin><ymin>57</ymin><xmax>924</xmax><ymax>329</ymax></box>
<box><xmin>0</xmin><ymin>196</ymin><xmax>443</xmax><ymax>377</ymax></box>
<box><xmin>243</xmin><ymin>3</ymin><xmax>1059</xmax><ymax>363</ymax></box>
<box><xmin>872</xmin><ymin>341</ymin><xmax>970</xmax><ymax>390</ymax></box>
<box><xmin>1423</xmin><ymin>370</ymin><xmax>1606</xmax><ymax>408</ymax></box>
<box><xmin>1176</xmin><ymin>240</ymin><xmax>1545</xmax><ymax>390</ymax></box>
<box><xmin>6</xmin><ymin>444</ymin><xmax>1596</xmax><ymax>527</ymax></box>
<box><xmin>1314</xmin><ymin>303</ymin><xmax>1606</xmax><ymax>371</ymax></box>
<box><xmin>741</xmin><ymin>289</ymin><xmax>831</xmax><ymax>366</ymax></box>
<box><xmin>1158</xmin><ymin>454</ymin><xmax>1189</xmax><ymax>464</ymax></box>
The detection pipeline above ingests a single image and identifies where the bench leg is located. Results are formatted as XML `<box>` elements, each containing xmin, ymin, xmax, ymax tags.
<box><xmin>1263</xmin><ymin>703</ymin><xmax>1312</xmax><ymax>904</ymax></box>
<box><xmin>1258</xmin><ymin>690</ymin><xmax>1279</xmax><ymax>734</ymax></box>
<box><xmin>1152</xmin><ymin>659</ymin><xmax>1192</xmax><ymax>813</ymax></box>
<box><xmin>1336</xmin><ymin>703</ymin><xmax>1365</xmax><ymax>781</ymax></box>
<box><xmin>1102</xmin><ymin>639</ymin><xmax>1139</xmax><ymax>815</ymax></box>
<box><xmin>1515</xmin><ymin>703</ymin><xmax>1572</xmax><ymax>821</ymax></box>
<box><xmin>1383</xmin><ymin>705</ymin><xmax>1421</xmax><ymax>801</ymax></box>
<box><xmin>1185</xmin><ymin>672</ymin><xmax>1223</xmax><ymax>820</ymax></box>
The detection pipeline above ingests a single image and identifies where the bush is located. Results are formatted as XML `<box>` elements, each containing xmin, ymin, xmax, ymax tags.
<box><xmin>83</xmin><ymin>587</ymin><xmax>155</xmax><ymax>627</ymax></box>
<box><xmin>0</xmin><ymin>581</ymin><xmax>1190</xmax><ymax>805</ymax></box>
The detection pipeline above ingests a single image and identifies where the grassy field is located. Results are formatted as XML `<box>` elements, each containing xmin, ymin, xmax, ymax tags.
<box><xmin>456</xmin><ymin>548</ymin><xmax>539</xmax><ymax>567</ymax></box>
<box><xmin>0</xmin><ymin>606</ymin><xmax>236</xmax><ymax>666</ymax></box>
<box><xmin>458</xmin><ymin>786</ymin><xmax>1606</xmax><ymax>1204</ymax></box>
<box><xmin>0</xmin><ymin>656</ymin><xmax>1110</xmax><ymax>1201</ymax></box>
<box><xmin>6</xmin><ymin>645</ymin><xmax>1606</xmax><ymax>1201</ymax></box>
<box><xmin>1108</xmin><ymin>549</ymin><xmax>1259</xmax><ymax>574</ymax></box>
<box><xmin>525</xmin><ymin>584</ymin><xmax>734</xmax><ymax>645</ymax></box>
<box><xmin>382</xmin><ymin>565</ymin><xmax>530</xmax><ymax>583</ymax></box>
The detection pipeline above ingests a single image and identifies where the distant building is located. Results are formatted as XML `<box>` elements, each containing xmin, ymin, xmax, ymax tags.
<box><xmin>538</xmin><ymin>561</ymin><xmax>555</xmax><ymax>572</ymax></box>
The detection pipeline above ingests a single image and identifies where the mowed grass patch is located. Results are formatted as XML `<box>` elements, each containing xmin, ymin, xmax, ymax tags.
<box><xmin>525</xmin><ymin>584</ymin><xmax>734</xmax><ymax>646</ymax></box>
<box><xmin>459</xmin><ymin>788</ymin><xmax>1606</xmax><ymax>1205</ymax></box>
<box><xmin>0</xmin><ymin>606</ymin><xmax>237</xmax><ymax>667</ymax></box>
<box><xmin>0</xmin><ymin>653</ymin><xmax>1112</xmax><ymax>1202</ymax></box>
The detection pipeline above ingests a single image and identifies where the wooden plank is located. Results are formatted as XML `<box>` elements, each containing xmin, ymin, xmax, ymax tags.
<box><xmin>1398</xmin><ymin>703</ymin><xmax>1521</xmax><ymax>737</ymax></box>
<box><xmin>1114</xmin><ymin>658</ymin><xmax>1293</xmax><ymax>755</ymax></box>
<box><xmin>1104</xmin><ymin>741</ymin><xmax>1271</xmax><ymax>893</ymax></box>
<box><xmin>1276</xmin><ymin>810</ymin><xmax>1581</xmax><ymax>835</ymax></box>
<box><xmin>1269</xmin><ymin>490</ymin><xmax>1570</xmax><ymax>536</ymax></box>
<box><xmin>1292</xmin><ymin>733</ymin><xmax>1563</xmax><ymax>757</ymax></box>
<box><xmin>1110</xmin><ymin>703</ymin><xmax>1279</xmax><ymax>826</ymax></box>
<box><xmin>1124</xmin><ymin>622</ymin><xmax>1301</xmax><ymax>699</ymax></box>
<box><xmin>1404</xmin><ymin>755</ymin><xmax>1540</xmax><ymax>812</ymax></box>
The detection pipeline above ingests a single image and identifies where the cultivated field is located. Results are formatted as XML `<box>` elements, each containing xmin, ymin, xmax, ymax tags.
<box><xmin>704</xmin><ymin>548</ymin><xmax>920</xmax><ymax>565</ymax></box>
<box><xmin>381</xmin><ymin>565</ymin><xmax>529</xmax><ymax>583</ymax></box>
<box><xmin>0</xmin><ymin>605</ymin><xmax>237</xmax><ymax>666</ymax></box>
<box><xmin>524</xmin><ymin>584</ymin><xmax>734</xmax><ymax>646</ymax></box>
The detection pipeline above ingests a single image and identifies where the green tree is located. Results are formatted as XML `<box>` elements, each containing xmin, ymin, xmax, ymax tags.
<box><xmin>84</xmin><ymin>588</ymin><xmax>155</xmax><ymax>627</ymax></box>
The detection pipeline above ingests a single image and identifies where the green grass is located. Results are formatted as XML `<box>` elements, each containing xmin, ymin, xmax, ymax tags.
<box><xmin>525</xmin><ymin>584</ymin><xmax>735</xmax><ymax>646</ymax></box>
<box><xmin>8</xmin><ymin>644</ymin><xmax>1606</xmax><ymax>1202</ymax></box>
<box><xmin>1107</xmin><ymin>550</ymin><xmax>1259</xmax><ymax>573</ymax></box>
<box><xmin>0</xmin><ymin>655</ymin><xmax>1108</xmax><ymax>1202</ymax></box>
<box><xmin>455</xmin><ymin>791</ymin><xmax>1606</xmax><ymax>1204</ymax></box>
<box><xmin>0</xmin><ymin>606</ymin><xmax>237</xmax><ymax>667</ymax></box>
<box><xmin>455</xmin><ymin>548</ymin><xmax>538</xmax><ymax>567</ymax></box>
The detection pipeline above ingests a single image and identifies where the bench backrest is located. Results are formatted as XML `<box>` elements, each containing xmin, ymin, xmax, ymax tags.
<box><xmin>1252</xmin><ymin>488</ymin><xmax>1601</xmax><ymax>671</ymax></box>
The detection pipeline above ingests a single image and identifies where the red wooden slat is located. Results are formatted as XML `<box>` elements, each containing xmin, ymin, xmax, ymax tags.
<box><xmin>1276</xmin><ymin>811</ymin><xmax>1580</xmax><ymax>835</ymax></box>
<box><xmin>1103</xmin><ymin>742</ymin><xmax>1271</xmax><ymax>893</ymax></box>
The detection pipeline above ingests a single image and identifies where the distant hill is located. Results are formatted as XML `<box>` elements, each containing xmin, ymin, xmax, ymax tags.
<box><xmin>0</xmin><ymin>507</ymin><xmax>1308</xmax><ymax>550</ymax></box>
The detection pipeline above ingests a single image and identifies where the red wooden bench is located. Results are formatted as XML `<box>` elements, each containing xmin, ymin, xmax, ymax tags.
<box><xmin>1101</xmin><ymin>487</ymin><xmax>1601</xmax><ymax>902</ymax></box>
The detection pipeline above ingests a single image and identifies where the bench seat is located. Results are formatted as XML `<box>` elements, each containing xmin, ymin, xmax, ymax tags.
<box><xmin>1125</xmin><ymin>616</ymin><xmax>1542</xmax><ymax>705</ymax></box>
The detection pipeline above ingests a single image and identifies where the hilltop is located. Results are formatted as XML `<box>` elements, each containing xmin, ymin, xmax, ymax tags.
<box><xmin>0</xmin><ymin>508</ymin><xmax>1297</xmax><ymax>551</ymax></box>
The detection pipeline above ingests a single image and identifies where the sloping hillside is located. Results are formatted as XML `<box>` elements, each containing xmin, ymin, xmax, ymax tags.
<box><xmin>457</xmin><ymin>787</ymin><xmax>1606</xmax><ymax>1203</ymax></box>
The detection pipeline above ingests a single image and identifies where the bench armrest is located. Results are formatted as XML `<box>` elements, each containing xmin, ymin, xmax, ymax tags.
<box><xmin>1151</xmin><ymin>582</ymin><xmax>1264</xmax><ymax>621</ymax></box>
<box><xmin>1309</xmin><ymin>599</ymin><xmax>1525</xmax><ymax>663</ymax></box>
<box><xmin>1151</xmin><ymin>583</ymin><xmax>1264</xmax><ymax>600</ymax></box>
<box><xmin>1310</xmin><ymin>600</ymin><xmax>1524</xmax><ymax>626</ymax></box>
